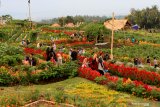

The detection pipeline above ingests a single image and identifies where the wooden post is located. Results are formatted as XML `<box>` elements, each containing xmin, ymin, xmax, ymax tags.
<box><xmin>28</xmin><ymin>0</ymin><xmax>32</xmax><ymax>28</ymax></box>
<box><xmin>110</xmin><ymin>12</ymin><xmax>114</xmax><ymax>60</ymax></box>
<box><xmin>0</xmin><ymin>0</ymin><xmax>2</xmax><ymax>25</ymax></box>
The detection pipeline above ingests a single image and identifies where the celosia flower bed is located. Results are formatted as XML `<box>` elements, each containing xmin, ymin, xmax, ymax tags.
<box><xmin>78</xmin><ymin>67</ymin><xmax>160</xmax><ymax>101</ymax></box>
<box><xmin>24</xmin><ymin>48</ymin><xmax>43</xmax><ymax>55</ymax></box>
<box><xmin>66</xmin><ymin>41</ymin><xmax>94</xmax><ymax>47</ymax></box>
<box><xmin>103</xmin><ymin>62</ymin><xmax>160</xmax><ymax>87</ymax></box>
<box><xmin>42</xmin><ymin>28</ymin><xmax>75</xmax><ymax>35</ymax></box>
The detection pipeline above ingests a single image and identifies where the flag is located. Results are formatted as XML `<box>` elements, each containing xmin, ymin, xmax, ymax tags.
<box><xmin>28</xmin><ymin>0</ymin><xmax>30</xmax><ymax>4</ymax></box>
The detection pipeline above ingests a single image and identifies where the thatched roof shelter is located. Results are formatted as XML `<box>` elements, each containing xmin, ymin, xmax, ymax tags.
<box><xmin>104</xmin><ymin>19</ymin><xmax>131</xmax><ymax>30</ymax></box>
<box><xmin>65</xmin><ymin>23</ymin><xmax>75</xmax><ymax>28</ymax></box>
<box><xmin>51</xmin><ymin>23</ymin><xmax>61</xmax><ymax>27</ymax></box>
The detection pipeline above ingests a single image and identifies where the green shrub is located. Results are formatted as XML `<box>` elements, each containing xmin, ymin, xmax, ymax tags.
<box><xmin>95</xmin><ymin>76</ymin><xmax>107</xmax><ymax>84</ymax></box>
<box><xmin>54</xmin><ymin>90</ymin><xmax>65</xmax><ymax>103</ymax></box>
<box><xmin>0</xmin><ymin>96</ymin><xmax>21</xmax><ymax>106</ymax></box>
<box><xmin>20</xmin><ymin>65</ymin><xmax>30</xmax><ymax>71</ymax></box>
<box><xmin>37</xmin><ymin>62</ymin><xmax>48</xmax><ymax>70</ymax></box>
<box><xmin>131</xmin><ymin>86</ymin><xmax>145</xmax><ymax>97</ymax></box>
<box><xmin>151</xmin><ymin>89</ymin><xmax>160</xmax><ymax>100</ymax></box>
<box><xmin>107</xmin><ymin>82</ymin><xmax>117</xmax><ymax>90</ymax></box>
<box><xmin>0</xmin><ymin>68</ymin><xmax>15</xmax><ymax>86</ymax></box>
<box><xmin>123</xmin><ymin>83</ymin><xmax>135</xmax><ymax>93</ymax></box>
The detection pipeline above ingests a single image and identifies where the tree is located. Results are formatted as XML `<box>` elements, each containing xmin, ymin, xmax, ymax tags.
<box><xmin>83</xmin><ymin>23</ymin><xmax>111</xmax><ymax>42</ymax></box>
<box><xmin>65</xmin><ymin>16</ymin><xmax>74</xmax><ymax>24</ymax></box>
<box><xmin>2</xmin><ymin>15</ymin><xmax>12</xmax><ymax>23</ymax></box>
<box><xmin>127</xmin><ymin>5</ymin><xmax>160</xmax><ymax>29</ymax></box>
<box><xmin>58</xmin><ymin>17</ymin><xmax>64</xmax><ymax>26</ymax></box>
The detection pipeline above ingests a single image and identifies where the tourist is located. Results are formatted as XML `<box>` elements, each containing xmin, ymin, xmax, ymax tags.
<box><xmin>154</xmin><ymin>57</ymin><xmax>158</xmax><ymax>68</ymax></box>
<box><xmin>103</xmin><ymin>52</ymin><xmax>110</xmax><ymax>61</ymax></box>
<box><xmin>98</xmin><ymin>53</ymin><xmax>105</xmax><ymax>75</ymax></box>
<box><xmin>26</xmin><ymin>39</ymin><xmax>30</xmax><ymax>46</ymax></box>
<box><xmin>50</xmin><ymin>49</ymin><xmax>57</xmax><ymax>62</ymax></box>
<box><xmin>90</xmin><ymin>53</ymin><xmax>98</xmax><ymax>70</ymax></box>
<box><xmin>134</xmin><ymin>58</ymin><xmax>138</xmax><ymax>66</ymax></box>
<box><xmin>82</xmin><ymin>58</ymin><xmax>89</xmax><ymax>68</ymax></box>
<box><xmin>46</xmin><ymin>47</ymin><xmax>51</xmax><ymax>61</ymax></box>
<box><xmin>78</xmin><ymin>48</ymin><xmax>83</xmax><ymax>55</ymax></box>
<box><xmin>71</xmin><ymin>48</ymin><xmax>78</xmax><ymax>61</ymax></box>
<box><xmin>146</xmin><ymin>56</ymin><xmax>151</xmax><ymax>66</ymax></box>
<box><xmin>52</xmin><ymin>42</ymin><xmax>56</xmax><ymax>51</ymax></box>
<box><xmin>22</xmin><ymin>55</ymin><xmax>30</xmax><ymax>65</ymax></box>
<box><xmin>37</xmin><ymin>42</ymin><xmax>40</xmax><ymax>48</ymax></box>
<box><xmin>82</xmin><ymin>48</ymin><xmax>85</xmax><ymax>54</ymax></box>
<box><xmin>21</xmin><ymin>40</ymin><xmax>26</xmax><ymax>45</ymax></box>
<box><xmin>131</xmin><ymin>37</ymin><xmax>135</xmax><ymax>43</ymax></box>
<box><xmin>29</xmin><ymin>54</ymin><xmax>36</xmax><ymax>66</ymax></box>
<box><xmin>57</xmin><ymin>54</ymin><xmax>63</xmax><ymax>66</ymax></box>
<box><xmin>70</xmin><ymin>33</ymin><xmax>74</xmax><ymax>39</ymax></box>
<box><xmin>50</xmin><ymin>56</ymin><xmax>56</xmax><ymax>64</ymax></box>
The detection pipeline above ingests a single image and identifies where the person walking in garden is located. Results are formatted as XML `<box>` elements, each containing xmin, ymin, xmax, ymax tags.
<box><xmin>26</xmin><ymin>39</ymin><xmax>30</xmax><ymax>46</ymax></box>
<box><xmin>52</xmin><ymin>42</ymin><xmax>56</xmax><ymax>51</ymax></box>
<box><xmin>154</xmin><ymin>57</ymin><xmax>158</xmax><ymax>68</ymax></box>
<box><xmin>82</xmin><ymin>58</ymin><xmax>89</xmax><ymax>68</ymax></box>
<box><xmin>46</xmin><ymin>47</ymin><xmax>51</xmax><ymax>61</ymax></box>
<box><xmin>98</xmin><ymin>53</ymin><xmax>105</xmax><ymax>75</ymax></box>
<box><xmin>134</xmin><ymin>58</ymin><xmax>138</xmax><ymax>66</ymax></box>
<box><xmin>71</xmin><ymin>48</ymin><xmax>78</xmax><ymax>61</ymax></box>
<box><xmin>146</xmin><ymin>56</ymin><xmax>151</xmax><ymax>66</ymax></box>
<box><xmin>50</xmin><ymin>49</ymin><xmax>57</xmax><ymax>63</ymax></box>
<box><xmin>103</xmin><ymin>52</ymin><xmax>110</xmax><ymax>61</ymax></box>
<box><xmin>131</xmin><ymin>37</ymin><xmax>135</xmax><ymax>43</ymax></box>
<box><xmin>22</xmin><ymin>55</ymin><xmax>30</xmax><ymax>65</ymax></box>
<box><xmin>57</xmin><ymin>54</ymin><xmax>63</xmax><ymax>66</ymax></box>
<box><xmin>29</xmin><ymin>54</ymin><xmax>36</xmax><ymax>66</ymax></box>
<box><xmin>90</xmin><ymin>53</ymin><xmax>98</xmax><ymax>70</ymax></box>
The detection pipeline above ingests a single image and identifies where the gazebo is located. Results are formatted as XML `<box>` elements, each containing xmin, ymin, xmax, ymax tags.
<box><xmin>51</xmin><ymin>23</ymin><xmax>61</xmax><ymax>27</ymax></box>
<box><xmin>104</xmin><ymin>19</ymin><xmax>131</xmax><ymax>30</ymax></box>
<box><xmin>65</xmin><ymin>23</ymin><xmax>75</xmax><ymax>28</ymax></box>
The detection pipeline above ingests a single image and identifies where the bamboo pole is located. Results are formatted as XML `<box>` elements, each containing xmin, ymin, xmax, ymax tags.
<box><xmin>110</xmin><ymin>12</ymin><xmax>114</xmax><ymax>60</ymax></box>
<box><xmin>28</xmin><ymin>0</ymin><xmax>32</xmax><ymax>28</ymax></box>
<box><xmin>0</xmin><ymin>0</ymin><xmax>2</xmax><ymax>25</ymax></box>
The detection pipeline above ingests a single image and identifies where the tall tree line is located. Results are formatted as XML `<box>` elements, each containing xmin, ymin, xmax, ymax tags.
<box><xmin>127</xmin><ymin>5</ymin><xmax>160</xmax><ymax>29</ymax></box>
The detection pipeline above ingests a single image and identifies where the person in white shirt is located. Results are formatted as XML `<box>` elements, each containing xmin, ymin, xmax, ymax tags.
<box><xmin>52</xmin><ymin>42</ymin><xmax>56</xmax><ymax>51</ymax></box>
<box><xmin>57</xmin><ymin>54</ymin><xmax>62</xmax><ymax>66</ymax></box>
<box><xmin>98</xmin><ymin>53</ymin><xmax>104</xmax><ymax>75</ymax></box>
<box><xmin>154</xmin><ymin>57</ymin><xmax>158</xmax><ymax>68</ymax></box>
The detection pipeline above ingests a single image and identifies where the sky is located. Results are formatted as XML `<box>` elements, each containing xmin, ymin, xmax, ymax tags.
<box><xmin>0</xmin><ymin>0</ymin><xmax>159</xmax><ymax>21</ymax></box>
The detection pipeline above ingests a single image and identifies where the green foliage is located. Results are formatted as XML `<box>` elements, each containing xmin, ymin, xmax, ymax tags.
<box><xmin>54</xmin><ymin>90</ymin><xmax>65</xmax><ymax>103</ymax></box>
<box><xmin>0</xmin><ymin>31</ymin><xmax>8</xmax><ymax>41</ymax></box>
<box><xmin>94</xmin><ymin>76</ymin><xmax>107</xmax><ymax>84</ymax></box>
<box><xmin>37</xmin><ymin>62</ymin><xmax>48</xmax><ymax>70</ymax></box>
<box><xmin>29</xmin><ymin>30</ymin><xmax>39</xmax><ymax>42</ymax></box>
<box><xmin>131</xmin><ymin>86</ymin><xmax>146</xmax><ymax>97</ymax></box>
<box><xmin>0</xmin><ymin>68</ymin><xmax>14</xmax><ymax>86</ymax></box>
<box><xmin>83</xmin><ymin>23</ymin><xmax>110</xmax><ymax>41</ymax></box>
<box><xmin>0</xmin><ymin>43</ymin><xmax>23</xmax><ymax>57</ymax></box>
<box><xmin>127</xmin><ymin>5</ymin><xmax>160</xmax><ymax>29</ymax></box>
<box><xmin>114</xmin><ymin>44</ymin><xmax>160</xmax><ymax>61</ymax></box>
<box><xmin>151</xmin><ymin>89</ymin><xmax>160</xmax><ymax>100</ymax></box>
<box><xmin>107</xmin><ymin>82</ymin><xmax>117</xmax><ymax>90</ymax></box>
<box><xmin>0</xmin><ymin>43</ymin><xmax>23</xmax><ymax>66</ymax></box>
<box><xmin>30</xmin><ymin>90</ymin><xmax>40</xmax><ymax>101</ymax></box>
<box><xmin>0</xmin><ymin>96</ymin><xmax>21</xmax><ymax>107</ymax></box>
<box><xmin>38</xmin><ymin>61</ymin><xmax>78</xmax><ymax>81</ymax></box>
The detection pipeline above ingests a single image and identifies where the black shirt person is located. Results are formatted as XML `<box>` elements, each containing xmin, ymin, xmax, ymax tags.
<box><xmin>71</xmin><ymin>48</ymin><xmax>78</xmax><ymax>61</ymax></box>
<box><xmin>146</xmin><ymin>56</ymin><xmax>151</xmax><ymax>65</ymax></box>
<box><xmin>29</xmin><ymin>54</ymin><xmax>36</xmax><ymax>66</ymax></box>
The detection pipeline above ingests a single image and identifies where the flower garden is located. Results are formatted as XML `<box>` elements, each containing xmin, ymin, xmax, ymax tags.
<box><xmin>0</xmin><ymin>22</ymin><xmax>160</xmax><ymax>106</ymax></box>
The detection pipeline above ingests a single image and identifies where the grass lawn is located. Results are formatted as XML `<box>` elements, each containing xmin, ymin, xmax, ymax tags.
<box><xmin>0</xmin><ymin>77</ymin><xmax>160</xmax><ymax>107</ymax></box>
